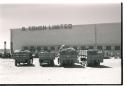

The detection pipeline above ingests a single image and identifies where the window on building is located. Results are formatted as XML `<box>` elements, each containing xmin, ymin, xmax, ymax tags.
<box><xmin>97</xmin><ymin>46</ymin><xmax>102</xmax><ymax>50</ymax></box>
<box><xmin>89</xmin><ymin>46</ymin><xmax>93</xmax><ymax>49</ymax></box>
<box><xmin>106</xmin><ymin>46</ymin><xmax>111</xmax><ymax>50</ymax></box>
<box><xmin>115</xmin><ymin>46</ymin><xmax>120</xmax><ymax>50</ymax></box>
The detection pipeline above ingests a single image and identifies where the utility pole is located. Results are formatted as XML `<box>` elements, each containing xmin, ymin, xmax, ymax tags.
<box><xmin>4</xmin><ymin>41</ymin><xmax>6</xmax><ymax>55</ymax></box>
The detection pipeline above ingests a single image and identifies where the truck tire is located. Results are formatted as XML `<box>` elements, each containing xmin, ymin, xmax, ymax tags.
<box><xmin>50</xmin><ymin>60</ymin><xmax>54</xmax><ymax>66</ymax></box>
<box><xmin>27</xmin><ymin>60</ymin><xmax>30</xmax><ymax>65</ymax></box>
<box><xmin>58</xmin><ymin>58</ymin><xmax>62</xmax><ymax>66</ymax></box>
<box><xmin>62</xmin><ymin>61</ymin><xmax>65</xmax><ymax>66</ymax></box>
<box><xmin>40</xmin><ymin>62</ymin><xmax>44</xmax><ymax>66</ymax></box>
<box><xmin>95</xmin><ymin>60</ymin><xmax>100</xmax><ymax>66</ymax></box>
<box><xmin>70</xmin><ymin>61</ymin><xmax>74</xmax><ymax>66</ymax></box>
<box><xmin>81</xmin><ymin>61</ymin><xmax>87</xmax><ymax>68</ymax></box>
<box><xmin>18</xmin><ymin>62</ymin><xmax>20</xmax><ymax>65</ymax></box>
<box><xmin>15</xmin><ymin>60</ymin><xmax>17</xmax><ymax>66</ymax></box>
<box><xmin>57</xmin><ymin>58</ymin><xmax>60</xmax><ymax>64</ymax></box>
<box><xmin>39</xmin><ymin>60</ymin><xmax>43</xmax><ymax>66</ymax></box>
<box><xmin>96</xmin><ymin>61</ymin><xmax>100</xmax><ymax>66</ymax></box>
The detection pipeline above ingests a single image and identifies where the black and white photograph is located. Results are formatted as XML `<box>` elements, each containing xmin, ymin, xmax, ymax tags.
<box><xmin>0</xmin><ymin>2</ymin><xmax>122</xmax><ymax>84</ymax></box>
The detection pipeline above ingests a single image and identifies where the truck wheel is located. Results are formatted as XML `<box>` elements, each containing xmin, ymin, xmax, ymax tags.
<box><xmin>94</xmin><ymin>60</ymin><xmax>99</xmax><ymax>66</ymax></box>
<box><xmin>58</xmin><ymin>58</ymin><xmax>62</xmax><ymax>66</ymax></box>
<box><xmin>27</xmin><ymin>60</ymin><xmax>30</xmax><ymax>65</ymax></box>
<box><xmin>83</xmin><ymin>61</ymin><xmax>87</xmax><ymax>68</ymax></box>
<box><xmin>15</xmin><ymin>60</ymin><xmax>17</xmax><ymax>66</ymax></box>
<box><xmin>57</xmin><ymin>58</ymin><xmax>60</xmax><ymax>64</ymax></box>
<box><xmin>97</xmin><ymin>62</ymin><xmax>100</xmax><ymax>66</ymax></box>
<box><xmin>50</xmin><ymin>60</ymin><xmax>54</xmax><ymax>66</ymax></box>
<box><xmin>18</xmin><ymin>62</ymin><xmax>20</xmax><ymax>65</ymax></box>
<box><xmin>62</xmin><ymin>61</ymin><xmax>65</xmax><ymax>66</ymax></box>
<box><xmin>39</xmin><ymin>60</ymin><xmax>43</xmax><ymax>66</ymax></box>
<box><xmin>71</xmin><ymin>61</ymin><xmax>74</xmax><ymax>66</ymax></box>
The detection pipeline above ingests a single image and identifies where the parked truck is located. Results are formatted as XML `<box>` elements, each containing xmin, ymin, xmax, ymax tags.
<box><xmin>78</xmin><ymin>49</ymin><xmax>104</xmax><ymax>67</ymax></box>
<box><xmin>38</xmin><ymin>51</ymin><xmax>56</xmax><ymax>66</ymax></box>
<box><xmin>13</xmin><ymin>50</ymin><xmax>33</xmax><ymax>66</ymax></box>
<box><xmin>87</xmin><ymin>49</ymin><xmax>104</xmax><ymax>66</ymax></box>
<box><xmin>58</xmin><ymin>47</ymin><xmax>78</xmax><ymax>66</ymax></box>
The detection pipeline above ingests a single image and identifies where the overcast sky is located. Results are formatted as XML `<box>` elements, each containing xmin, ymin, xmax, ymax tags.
<box><xmin>0</xmin><ymin>3</ymin><xmax>121</xmax><ymax>49</ymax></box>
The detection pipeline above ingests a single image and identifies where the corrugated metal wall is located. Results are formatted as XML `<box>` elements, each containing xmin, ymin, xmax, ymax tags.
<box><xmin>11</xmin><ymin>23</ymin><xmax>121</xmax><ymax>51</ymax></box>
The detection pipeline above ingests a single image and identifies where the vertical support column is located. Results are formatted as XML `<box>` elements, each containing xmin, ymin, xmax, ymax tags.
<box><xmin>10</xmin><ymin>29</ymin><xmax>14</xmax><ymax>54</ymax></box>
<box><xmin>11</xmin><ymin>42</ymin><xmax>13</xmax><ymax>54</ymax></box>
<box><xmin>4</xmin><ymin>41</ymin><xmax>6</xmax><ymax>55</ymax></box>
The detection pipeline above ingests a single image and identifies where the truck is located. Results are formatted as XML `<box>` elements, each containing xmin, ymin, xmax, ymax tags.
<box><xmin>0</xmin><ymin>49</ymin><xmax>11</xmax><ymax>58</ymax></box>
<box><xmin>1</xmin><ymin>52</ymin><xmax>11</xmax><ymax>58</ymax></box>
<box><xmin>13</xmin><ymin>50</ymin><xmax>33</xmax><ymax>66</ymax></box>
<box><xmin>87</xmin><ymin>49</ymin><xmax>104</xmax><ymax>66</ymax></box>
<box><xmin>58</xmin><ymin>47</ymin><xmax>78</xmax><ymax>66</ymax></box>
<box><xmin>38</xmin><ymin>51</ymin><xmax>56</xmax><ymax>66</ymax></box>
<box><xmin>78</xmin><ymin>49</ymin><xmax>104</xmax><ymax>67</ymax></box>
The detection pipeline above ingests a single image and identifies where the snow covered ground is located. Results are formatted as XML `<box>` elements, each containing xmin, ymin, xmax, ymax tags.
<box><xmin>0</xmin><ymin>58</ymin><xmax>121</xmax><ymax>84</ymax></box>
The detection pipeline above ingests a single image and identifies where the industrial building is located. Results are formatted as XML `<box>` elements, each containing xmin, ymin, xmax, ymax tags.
<box><xmin>10</xmin><ymin>22</ymin><xmax>121</xmax><ymax>57</ymax></box>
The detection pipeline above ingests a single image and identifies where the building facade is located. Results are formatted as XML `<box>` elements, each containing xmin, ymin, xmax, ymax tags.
<box><xmin>10</xmin><ymin>23</ymin><xmax>121</xmax><ymax>57</ymax></box>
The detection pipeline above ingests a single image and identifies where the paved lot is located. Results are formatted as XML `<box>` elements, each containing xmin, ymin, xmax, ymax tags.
<box><xmin>0</xmin><ymin>58</ymin><xmax>121</xmax><ymax>84</ymax></box>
